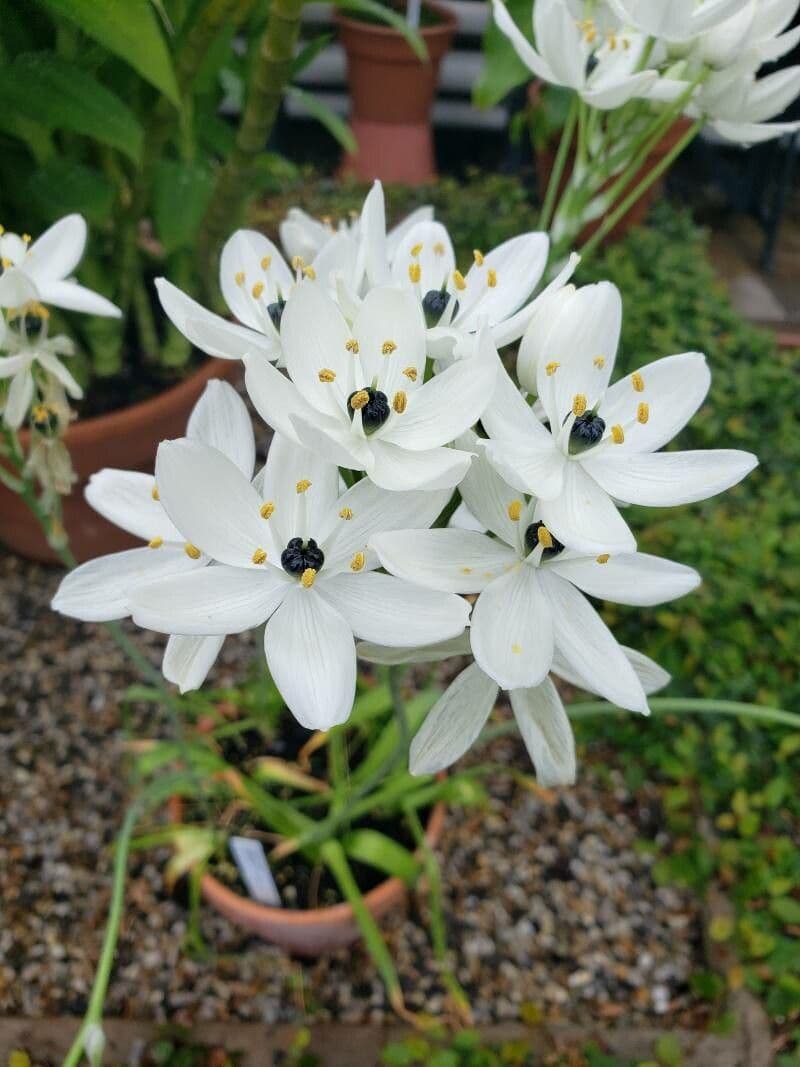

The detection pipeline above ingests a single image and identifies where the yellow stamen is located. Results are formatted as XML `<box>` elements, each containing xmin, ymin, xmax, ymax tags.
<box><xmin>631</xmin><ymin>372</ymin><xmax>645</xmax><ymax>392</ymax></box>
<box><xmin>487</xmin><ymin>269</ymin><xmax>497</xmax><ymax>288</ymax></box>
<box><xmin>22</xmin><ymin>233</ymin><xmax>30</xmax><ymax>244</ymax></box>
<box><xmin>235</xmin><ymin>271</ymin><xmax>245</xmax><ymax>286</ymax></box>
<box><xmin>611</xmin><ymin>424</ymin><xmax>625</xmax><ymax>444</ymax></box>
<box><xmin>318</xmin><ymin>368</ymin><xmax>336</xmax><ymax>382</ymax></box>
<box><xmin>291</xmin><ymin>255</ymin><xmax>306</xmax><ymax>271</ymax></box>
<box><xmin>382</xmin><ymin>340</ymin><xmax>397</xmax><ymax>355</ymax></box>
<box><xmin>0</xmin><ymin>225</ymin><xmax>4</xmax><ymax>235</ymax></box>
<box><xmin>252</xmin><ymin>547</ymin><xmax>267</xmax><ymax>565</ymax></box>
<box><xmin>260</xmin><ymin>501</ymin><xmax>275</xmax><ymax>519</ymax></box>
<box><xmin>507</xmin><ymin>499</ymin><xmax>523</xmax><ymax>521</ymax></box>
<box><xmin>185</xmin><ymin>543</ymin><xmax>202</xmax><ymax>560</ymax></box>
<box><xmin>350</xmin><ymin>551</ymin><xmax>366</xmax><ymax>572</ymax></box>
<box><xmin>410</xmin><ymin>242</ymin><xmax>423</xmax><ymax>257</ymax></box>
<box><xmin>637</xmin><ymin>402</ymin><xmax>650</xmax><ymax>425</ymax></box>
<box><xmin>572</xmin><ymin>394</ymin><xmax>588</xmax><ymax>417</ymax></box>
<box><xmin>148</xmin><ymin>536</ymin><xmax>163</xmax><ymax>549</ymax></box>
<box><xmin>408</xmin><ymin>263</ymin><xmax>421</xmax><ymax>284</ymax></box>
<box><xmin>151</xmin><ymin>485</ymin><xmax>159</xmax><ymax>501</ymax></box>
<box><xmin>593</xmin><ymin>356</ymin><xmax>605</xmax><ymax>369</ymax></box>
<box><xmin>461</xmin><ymin>566</ymin><xmax>473</xmax><ymax>575</ymax></box>
<box><xmin>1</xmin><ymin>258</ymin><xmax>11</xmax><ymax>269</ymax></box>
<box><xmin>303</xmin><ymin>265</ymin><xmax>317</xmax><ymax>280</ymax></box>
<box><xmin>473</xmin><ymin>249</ymin><xmax>484</xmax><ymax>266</ymax></box>
<box><xmin>261</xmin><ymin>255</ymin><xmax>272</xmax><ymax>270</ymax></box>
<box><xmin>350</xmin><ymin>390</ymin><xmax>370</xmax><ymax>411</ymax></box>
<box><xmin>511</xmin><ymin>643</ymin><xmax>522</xmax><ymax>655</ymax></box>
<box><xmin>339</xmin><ymin>507</ymin><xmax>354</xmax><ymax>520</ymax></box>
<box><xmin>392</xmin><ymin>391</ymin><xmax>407</xmax><ymax>414</ymax></box>
<box><xmin>452</xmin><ymin>270</ymin><xmax>466</xmax><ymax>291</ymax></box>
<box><xmin>296</xmin><ymin>479</ymin><xmax>312</xmax><ymax>494</ymax></box>
<box><xmin>300</xmin><ymin>567</ymin><xmax>317</xmax><ymax>588</ymax></box>
<box><xmin>545</xmin><ymin>361</ymin><xmax>560</xmax><ymax>376</ymax></box>
<box><xmin>537</xmin><ymin>526</ymin><xmax>554</xmax><ymax>549</ymax></box>
<box><xmin>596</xmin><ymin>554</ymin><xmax>610</xmax><ymax>564</ymax></box>
<box><xmin>345</xmin><ymin>338</ymin><xmax>360</xmax><ymax>353</ymax></box>
<box><xmin>403</xmin><ymin>366</ymin><xmax>418</xmax><ymax>382</ymax></box>
<box><xmin>251</xmin><ymin>281</ymin><xmax>264</xmax><ymax>299</ymax></box>
<box><xmin>433</xmin><ymin>242</ymin><xmax>445</xmax><ymax>256</ymax></box>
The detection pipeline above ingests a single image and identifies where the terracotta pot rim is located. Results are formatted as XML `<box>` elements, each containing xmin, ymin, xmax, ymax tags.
<box><xmin>335</xmin><ymin>1</ymin><xmax>457</xmax><ymax>40</ymax></box>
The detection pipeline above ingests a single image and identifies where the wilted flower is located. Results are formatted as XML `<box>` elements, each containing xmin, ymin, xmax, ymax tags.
<box><xmin>0</xmin><ymin>303</ymin><xmax>82</xmax><ymax>429</ymax></box>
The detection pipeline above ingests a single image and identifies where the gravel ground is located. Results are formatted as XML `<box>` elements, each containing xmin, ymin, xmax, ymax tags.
<box><xmin>0</xmin><ymin>550</ymin><xmax>707</xmax><ymax>1027</ymax></box>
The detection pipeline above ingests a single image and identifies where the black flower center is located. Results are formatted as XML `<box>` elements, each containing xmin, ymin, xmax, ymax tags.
<box><xmin>347</xmin><ymin>387</ymin><xmax>390</xmax><ymax>433</ymax></box>
<box><xmin>524</xmin><ymin>521</ymin><xmax>565</xmax><ymax>561</ymax></box>
<box><xmin>422</xmin><ymin>288</ymin><xmax>459</xmax><ymax>328</ymax></box>
<box><xmin>585</xmin><ymin>54</ymin><xmax>600</xmax><ymax>77</ymax></box>
<box><xmin>267</xmin><ymin>299</ymin><xmax>285</xmax><ymax>330</ymax></box>
<box><xmin>281</xmin><ymin>537</ymin><xmax>325</xmax><ymax>576</ymax></box>
<box><xmin>568</xmin><ymin>411</ymin><xmax>606</xmax><ymax>455</ymax></box>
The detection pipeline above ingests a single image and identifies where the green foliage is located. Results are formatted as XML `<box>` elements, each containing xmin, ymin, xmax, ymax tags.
<box><xmin>379</xmin><ymin>1032</ymin><xmax>639</xmax><ymax>1066</ymax></box>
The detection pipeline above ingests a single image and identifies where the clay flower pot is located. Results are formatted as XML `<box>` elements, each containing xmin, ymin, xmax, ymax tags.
<box><xmin>336</xmin><ymin>1</ymin><xmax>456</xmax><ymax>185</ymax></box>
<box><xmin>0</xmin><ymin>358</ymin><xmax>240</xmax><ymax>564</ymax></box>
<box><xmin>169</xmin><ymin>796</ymin><xmax>446</xmax><ymax>957</ymax></box>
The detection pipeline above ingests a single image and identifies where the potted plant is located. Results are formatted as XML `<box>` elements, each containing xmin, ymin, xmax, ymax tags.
<box><xmin>336</xmin><ymin>0</ymin><xmax>457</xmax><ymax>184</ymax></box>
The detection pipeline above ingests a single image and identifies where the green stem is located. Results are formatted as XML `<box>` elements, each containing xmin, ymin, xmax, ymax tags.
<box><xmin>539</xmin><ymin>95</ymin><xmax>579</xmax><ymax>232</ymax></box>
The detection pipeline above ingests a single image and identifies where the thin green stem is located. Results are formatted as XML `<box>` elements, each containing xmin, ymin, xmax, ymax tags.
<box><xmin>539</xmin><ymin>95</ymin><xmax>579</xmax><ymax>233</ymax></box>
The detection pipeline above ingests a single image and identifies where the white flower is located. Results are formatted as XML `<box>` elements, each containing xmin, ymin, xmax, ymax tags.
<box><xmin>126</xmin><ymin>434</ymin><xmax>470</xmax><ymax>729</ymax></box>
<box><xmin>359</xmin><ymin>630</ymin><xmax>671</xmax><ymax>786</ymax></box>
<box><xmin>484</xmin><ymin>281</ymin><xmax>758</xmax><ymax>552</ymax></box>
<box><xmin>0</xmin><ymin>306</ymin><xmax>81</xmax><ymax>429</ymax></box>
<box><xmin>491</xmin><ymin>0</ymin><xmax>660</xmax><ymax>110</ymax></box>
<box><xmin>692</xmin><ymin>60</ymin><xmax>800</xmax><ymax>144</ymax></box>
<box><xmin>607</xmin><ymin>0</ymin><xmax>754</xmax><ymax>41</ymax></box>
<box><xmin>372</xmin><ymin>432</ymin><xmax>701</xmax><ymax>707</ymax></box>
<box><xmin>0</xmin><ymin>215</ymin><xmax>120</xmax><ymax>317</ymax></box>
<box><xmin>242</xmin><ymin>280</ymin><xmax>497</xmax><ymax>491</ymax></box>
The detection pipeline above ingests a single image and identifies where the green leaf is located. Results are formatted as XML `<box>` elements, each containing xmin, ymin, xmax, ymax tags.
<box><xmin>37</xmin><ymin>0</ymin><xmax>180</xmax><ymax>104</ymax></box>
<box><xmin>473</xmin><ymin>0</ymin><xmax>532</xmax><ymax>110</ymax></box>
<box><xmin>153</xmin><ymin>160</ymin><xmax>214</xmax><ymax>252</ymax></box>
<box><xmin>0</xmin><ymin>53</ymin><xmax>143</xmax><ymax>160</ymax></box>
<box><xmin>334</xmin><ymin>0</ymin><xmax>427</xmax><ymax>61</ymax></box>
<box><xmin>284</xmin><ymin>86</ymin><xmax>357</xmax><ymax>154</ymax></box>
<box><xmin>770</xmin><ymin>897</ymin><xmax>800</xmax><ymax>925</ymax></box>
<box><xmin>342</xmin><ymin>829</ymin><xmax>421</xmax><ymax>885</ymax></box>
<box><xmin>26</xmin><ymin>159</ymin><xmax>115</xmax><ymax>223</ymax></box>
<box><xmin>290</xmin><ymin>33</ymin><xmax>333</xmax><ymax>78</ymax></box>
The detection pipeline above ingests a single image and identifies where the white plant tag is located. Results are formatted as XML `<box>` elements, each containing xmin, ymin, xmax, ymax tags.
<box><xmin>229</xmin><ymin>836</ymin><xmax>282</xmax><ymax>906</ymax></box>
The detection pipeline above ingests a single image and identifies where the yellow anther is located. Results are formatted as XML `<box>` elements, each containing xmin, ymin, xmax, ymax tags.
<box><xmin>1</xmin><ymin>258</ymin><xmax>10</xmax><ymax>269</ymax></box>
<box><xmin>251</xmin><ymin>281</ymin><xmax>265</xmax><ymax>298</ymax></box>
<box><xmin>296</xmin><ymin>479</ymin><xmax>312</xmax><ymax>494</ymax></box>
<box><xmin>596</xmin><ymin>554</ymin><xmax>610</xmax><ymax>564</ymax></box>
<box><xmin>537</xmin><ymin>526</ymin><xmax>554</xmax><ymax>549</ymax></box>
<box><xmin>350</xmin><ymin>551</ymin><xmax>366</xmax><ymax>572</ymax></box>
<box><xmin>345</xmin><ymin>338</ymin><xmax>360</xmax><ymax>353</ymax></box>
<box><xmin>339</xmin><ymin>507</ymin><xmax>354</xmax><ymax>520</ymax></box>
<box><xmin>511</xmin><ymin>643</ymin><xmax>522</xmax><ymax>655</ymax></box>
<box><xmin>433</xmin><ymin>241</ymin><xmax>445</xmax><ymax>255</ymax></box>
<box><xmin>572</xmin><ymin>394</ymin><xmax>588</xmax><ymax>417</ymax></box>
<box><xmin>252</xmin><ymin>547</ymin><xmax>267</xmax><ymax>565</ymax></box>
<box><xmin>185</xmin><ymin>543</ymin><xmax>202</xmax><ymax>560</ymax></box>
<box><xmin>261</xmin><ymin>255</ymin><xmax>272</xmax><ymax>270</ymax></box>
<box><xmin>291</xmin><ymin>255</ymin><xmax>306</xmax><ymax>271</ymax></box>
<box><xmin>410</xmin><ymin>242</ymin><xmax>423</xmax><ymax>257</ymax></box>
<box><xmin>545</xmin><ymin>361</ymin><xmax>560</xmax><ymax>376</ymax></box>
<box><xmin>318</xmin><ymin>368</ymin><xmax>336</xmax><ymax>382</ymax></box>
<box><xmin>151</xmin><ymin>484</ymin><xmax>159</xmax><ymax>501</ymax></box>
<box><xmin>408</xmin><ymin>262</ymin><xmax>421</xmax><ymax>283</ymax></box>
<box><xmin>0</xmin><ymin>225</ymin><xmax>4</xmax><ymax>235</ymax></box>
<box><xmin>631</xmin><ymin>372</ymin><xmax>645</xmax><ymax>392</ymax></box>
<box><xmin>608</xmin><ymin>31</ymin><xmax>618</xmax><ymax>49</ymax></box>
<box><xmin>452</xmin><ymin>270</ymin><xmax>466</xmax><ymax>291</ymax></box>
<box><xmin>260</xmin><ymin>501</ymin><xmax>275</xmax><ymax>519</ymax></box>
<box><xmin>322</xmin><ymin>215</ymin><xmax>333</xmax><ymax>227</ymax></box>
<box><xmin>611</xmin><ymin>424</ymin><xmax>625</xmax><ymax>444</ymax></box>
<box><xmin>303</xmin><ymin>265</ymin><xmax>317</xmax><ymax>280</ymax></box>
<box><xmin>403</xmin><ymin>366</ymin><xmax>418</xmax><ymax>381</ymax></box>
<box><xmin>487</xmin><ymin>269</ymin><xmax>497</xmax><ymax>288</ymax></box>
<box><xmin>461</xmin><ymin>566</ymin><xmax>473</xmax><ymax>575</ymax></box>
<box><xmin>300</xmin><ymin>567</ymin><xmax>317</xmax><ymax>588</ymax></box>
<box><xmin>593</xmin><ymin>356</ymin><xmax>605</xmax><ymax>369</ymax></box>
<box><xmin>637</xmin><ymin>402</ymin><xmax>650</xmax><ymax>425</ymax></box>
<box><xmin>350</xmin><ymin>390</ymin><xmax>370</xmax><ymax>411</ymax></box>
<box><xmin>382</xmin><ymin>340</ymin><xmax>397</xmax><ymax>355</ymax></box>
<box><xmin>148</xmin><ymin>536</ymin><xmax>163</xmax><ymax>549</ymax></box>
<box><xmin>235</xmin><ymin>271</ymin><xmax>245</xmax><ymax>286</ymax></box>
<box><xmin>473</xmin><ymin>249</ymin><xmax>485</xmax><ymax>266</ymax></box>
<box><xmin>507</xmin><ymin>499</ymin><xmax>523</xmax><ymax>521</ymax></box>
<box><xmin>22</xmin><ymin>233</ymin><xmax>30</xmax><ymax>244</ymax></box>
<box><xmin>392</xmin><ymin>390</ymin><xmax>407</xmax><ymax>414</ymax></box>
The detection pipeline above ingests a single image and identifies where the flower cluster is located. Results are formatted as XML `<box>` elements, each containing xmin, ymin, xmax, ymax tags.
<box><xmin>53</xmin><ymin>183</ymin><xmax>757</xmax><ymax>784</ymax></box>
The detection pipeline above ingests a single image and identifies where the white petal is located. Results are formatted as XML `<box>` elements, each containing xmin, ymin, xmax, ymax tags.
<box><xmin>358</xmin><ymin>630</ymin><xmax>471</xmax><ymax>665</ymax></box>
<box><xmin>471</xmin><ymin>565</ymin><xmax>554</xmax><ymax>690</ymax></box>
<box><xmin>290</xmin><ymin>411</ymin><xmax>375</xmax><ymax>472</ymax></box>
<box><xmin>358</xmin><ymin>180</ymin><xmax>391</xmax><ymax>288</ymax></box>
<box><xmin>0</xmin><ymin>352</ymin><xmax>31</xmax><ymax>380</ymax></box>
<box><xmin>492</xmin><ymin>252</ymin><xmax>580</xmax><ymax>351</ymax></box>
<box><xmin>711</xmin><ymin>118</ymin><xmax>800</xmax><ymax>145</ymax></box>
<box><xmin>491</xmin><ymin>0</ymin><xmax>557</xmax><ymax>82</ymax></box>
<box><xmin>51</xmin><ymin>546</ymin><xmax>198</xmax><ymax>622</ymax></box>
<box><xmin>510</xmin><ymin>680</ymin><xmax>576</xmax><ymax>786</ymax></box>
<box><xmin>516</xmin><ymin>283</ymin><xmax>575</xmax><ymax>394</ymax></box>
<box><xmin>387</xmin><ymin>205</ymin><xmax>435</xmax><ymax>259</ymax></box>
<box><xmin>282</xmin><ymin>280</ymin><xmax>353</xmax><ymax>419</ymax></box>
<box><xmin>220</xmin><ymin>230</ymin><xmax>292</xmax><ymax>330</ymax></box>
<box><xmin>547</xmin><ymin>551</ymin><xmax>701</xmax><ymax>606</ymax></box>
<box><xmin>0</xmin><ymin>267</ymin><xmax>39</xmax><ymax>309</ymax></box>
<box><xmin>37</xmin><ymin>280</ymin><xmax>121</xmax><ymax>318</ymax></box>
<box><xmin>353</xmin><ymin>285</ymin><xmax>427</xmax><ymax>397</ymax></box>
<box><xmin>539</xmin><ymin>569</ymin><xmax>648</xmax><ymax>713</ymax></box>
<box><xmin>372</xmin><ymin>528</ymin><xmax>517</xmax><ymax>592</ymax></box>
<box><xmin>265</xmin><ymin>586</ymin><xmax>356</xmax><ymax>729</ymax></box>
<box><xmin>4</xmin><ymin>367</ymin><xmax>34</xmax><ymax>428</ymax></box>
<box><xmin>583</xmin><ymin>70</ymin><xmax>657</xmax><ymax>109</ymax></box>
<box><xmin>84</xmin><ymin>469</ymin><xmax>182</xmax><ymax>543</ymax></box>
<box><xmin>25</xmin><ymin>214</ymin><xmax>86</xmax><ymax>282</ymax></box>
<box><xmin>131</xmin><ymin>564</ymin><xmax>288</xmax><ymax>635</ymax></box>
<box><xmin>162</xmin><ymin>634</ymin><xmax>225</xmax><ymax>693</ymax></box>
<box><xmin>538</xmin><ymin>461</ymin><xmax>636</xmax><ymax>554</ymax></box>
<box><xmin>535</xmin><ymin>0</ymin><xmax>586</xmax><ymax>87</ymax></box>
<box><xmin>35</xmin><ymin>351</ymin><xmax>83</xmax><ymax>399</ymax></box>
<box><xmin>484</xmin><ymin>434</ymin><xmax>565</xmax><ymax>502</ymax></box>
<box><xmin>187</xmin><ymin>379</ymin><xmax>255</xmax><ymax>478</ymax></box>
<box><xmin>243</xmin><ymin>354</ymin><xmax>315</xmax><ymax>441</ymax></box>
<box><xmin>582</xmin><ymin>449</ymin><xmax>759</xmax><ymax>507</ymax></box>
<box><xmin>258</xmin><ymin>431</ymin><xmax>341</xmax><ymax>548</ymax></box>
<box><xmin>410</xmin><ymin>663</ymin><xmax>499</xmax><ymax>774</ymax></box>
<box><xmin>391</xmin><ymin>220</ymin><xmax>455</xmax><ymax>293</ymax></box>
<box><xmin>156</xmin><ymin>439</ymin><xmax>278</xmax><ymax>567</ymax></box>
<box><xmin>318</xmin><ymin>570</ymin><xmax>471</xmax><ymax>645</ymax></box>
<box><xmin>155</xmin><ymin>278</ymin><xmax>277</xmax><ymax>362</ymax></box>
<box><xmin>456</xmin><ymin>233</ymin><xmax>550</xmax><ymax>330</ymax></box>
<box><xmin>368</xmin><ymin>440</ymin><xmax>472</xmax><ymax>491</ymax></box>
<box><xmin>455</xmin><ymin>430</ymin><xmax>521</xmax><ymax>544</ymax></box>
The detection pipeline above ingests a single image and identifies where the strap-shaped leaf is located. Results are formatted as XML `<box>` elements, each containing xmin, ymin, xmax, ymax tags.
<box><xmin>153</xmin><ymin>160</ymin><xmax>215</xmax><ymax>252</ymax></box>
<box><xmin>26</xmin><ymin>160</ymin><xmax>115</xmax><ymax>223</ymax></box>
<box><xmin>37</xmin><ymin>0</ymin><xmax>179</xmax><ymax>104</ymax></box>
<box><xmin>342</xmin><ymin>829</ymin><xmax>422</xmax><ymax>885</ymax></box>
<box><xmin>0</xmin><ymin>53</ymin><xmax>143</xmax><ymax>161</ymax></box>
<box><xmin>285</xmin><ymin>86</ymin><xmax>357</xmax><ymax>154</ymax></box>
<box><xmin>334</xmin><ymin>0</ymin><xmax>428</xmax><ymax>61</ymax></box>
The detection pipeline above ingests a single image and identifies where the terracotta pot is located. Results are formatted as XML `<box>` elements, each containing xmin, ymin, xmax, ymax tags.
<box><xmin>0</xmin><ymin>357</ymin><xmax>241</xmax><ymax>565</ymax></box>
<box><xmin>169</xmin><ymin>795</ymin><xmax>447</xmax><ymax>957</ymax></box>
<box><xmin>336</xmin><ymin>2</ymin><xmax>456</xmax><ymax>185</ymax></box>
